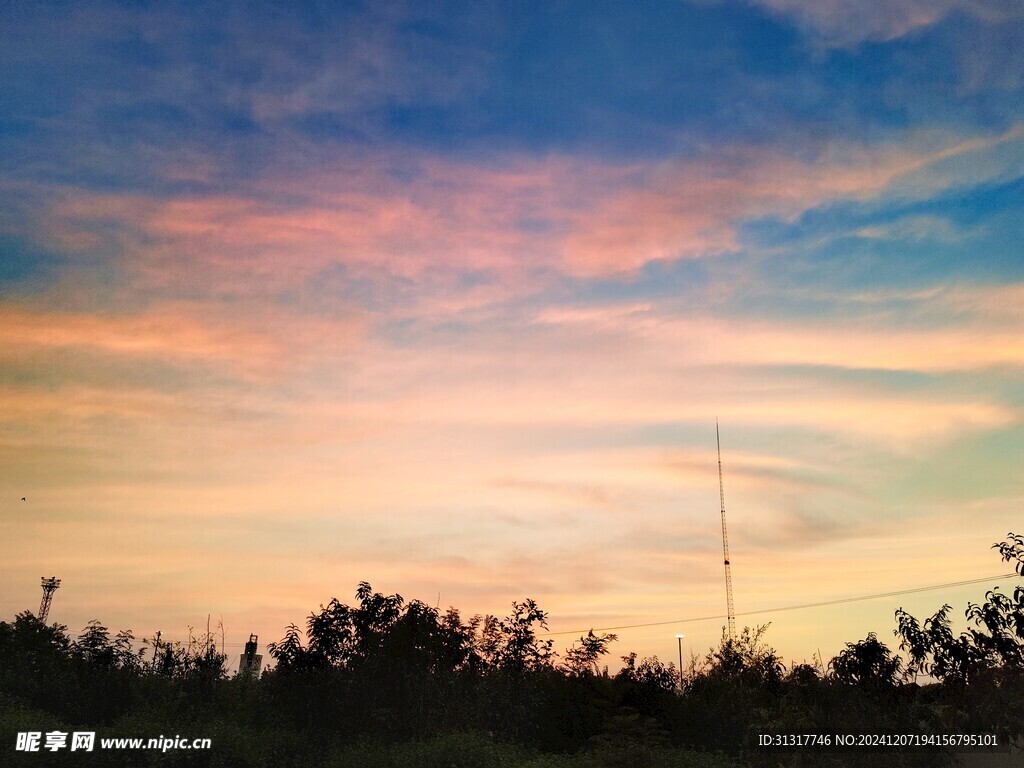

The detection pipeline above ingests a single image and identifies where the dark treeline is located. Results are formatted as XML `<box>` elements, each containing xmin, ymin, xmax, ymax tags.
<box><xmin>1</xmin><ymin>534</ymin><xmax>1022</xmax><ymax>767</ymax></box>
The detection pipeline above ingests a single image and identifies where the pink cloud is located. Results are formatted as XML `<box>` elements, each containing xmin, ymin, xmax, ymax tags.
<box><xmin>42</xmin><ymin>155</ymin><xmax>612</xmax><ymax>296</ymax></box>
<box><xmin>561</xmin><ymin>128</ymin><xmax>1024</xmax><ymax>274</ymax></box>
<box><xmin>32</xmin><ymin>125</ymin><xmax>1022</xmax><ymax>297</ymax></box>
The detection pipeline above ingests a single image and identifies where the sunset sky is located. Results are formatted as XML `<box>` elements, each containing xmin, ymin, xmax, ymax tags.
<box><xmin>2</xmin><ymin>1</ymin><xmax>1023</xmax><ymax>670</ymax></box>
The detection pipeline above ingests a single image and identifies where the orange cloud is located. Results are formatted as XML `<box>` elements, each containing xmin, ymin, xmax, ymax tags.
<box><xmin>0</xmin><ymin>302</ymin><xmax>366</xmax><ymax>378</ymax></box>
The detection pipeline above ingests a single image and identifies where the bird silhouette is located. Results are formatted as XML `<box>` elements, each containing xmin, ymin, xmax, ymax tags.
<box><xmin>21</xmin><ymin>497</ymin><xmax>26</xmax><ymax>501</ymax></box>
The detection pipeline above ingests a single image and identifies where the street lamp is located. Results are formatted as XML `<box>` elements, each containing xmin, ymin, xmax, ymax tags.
<box><xmin>675</xmin><ymin>634</ymin><xmax>685</xmax><ymax>690</ymax></box>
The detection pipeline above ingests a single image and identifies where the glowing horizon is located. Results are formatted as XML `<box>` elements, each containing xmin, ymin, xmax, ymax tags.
<box><xmin>2</xmin><ymin>0</ymin><xmax>1023</xmax><ymax>671</ymax></box>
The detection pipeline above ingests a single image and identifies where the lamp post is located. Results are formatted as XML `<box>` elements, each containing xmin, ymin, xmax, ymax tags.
<box><xmin>675</xmin><ymin>634</ymin><xmax>685</xmax><ymax>690</ymax></box>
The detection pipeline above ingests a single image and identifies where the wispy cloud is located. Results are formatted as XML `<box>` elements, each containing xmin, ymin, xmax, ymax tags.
<box><xmin>748</xmin><ymin>0</ymin><xmax>1024</xmax><ymax>46</ymax></box>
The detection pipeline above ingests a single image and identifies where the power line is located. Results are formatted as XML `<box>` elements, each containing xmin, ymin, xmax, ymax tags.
<box><xmin>540</xmin><ymin>572</ymin><xmax>1019</xmax><ymax>637</ymax></box>
<box><xmin>125</xmin><ymin>572</ymin><xmax>1020</xmax><ymax>646</ymax></box>
<box><xmin>137</xmin><ymin>639</ymin><xmax>249</xmax><ymax>647</ymax></box>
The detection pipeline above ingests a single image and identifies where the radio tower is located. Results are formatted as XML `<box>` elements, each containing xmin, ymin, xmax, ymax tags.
<box><xmin>716</xmin><ymin>422</ymin><xmax>736</xmax><ymax>640</ymax></box>
<box><xmin>38</xmin><ymin>577</ymin><xmax>61</xmax><ymax>623</ymax></box>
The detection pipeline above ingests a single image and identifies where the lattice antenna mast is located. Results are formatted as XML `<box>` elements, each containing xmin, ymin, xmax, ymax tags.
<box><xmin>38</xmin><ymin>577</ymin><xmax>61</xmax><ymax>624</ymax></box>
<box><xmin>716</xmin><ymin>422</ymin><xmax>736</xmax><ymax>640</ymax></box>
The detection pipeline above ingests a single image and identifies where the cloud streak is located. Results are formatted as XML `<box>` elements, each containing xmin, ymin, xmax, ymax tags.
<box><xmin>748</xmin><ymin>0</ymin><xmax>1024</xmax><ymax>46</ymax></box>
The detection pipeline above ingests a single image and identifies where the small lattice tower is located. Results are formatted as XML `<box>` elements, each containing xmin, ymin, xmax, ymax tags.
<box><xmin>38</xmin><ymin>577</ymin><xmax>61</xmax><ymax>623</ymax></box>
<box><xmin>716</xmin><ymin>422</ymin><xmax>736</xmax><ymax>640</ymax></box>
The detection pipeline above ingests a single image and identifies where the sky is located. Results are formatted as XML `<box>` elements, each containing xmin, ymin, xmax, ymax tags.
<box><xmin>1</xmin><ymin>0</ymin><xmax>1023</xmax><ymax>670</ymax></box>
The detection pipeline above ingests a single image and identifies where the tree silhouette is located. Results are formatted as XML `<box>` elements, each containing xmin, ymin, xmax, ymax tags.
<box><xmin>704</xmin><ymin>624</ymin><xmax>785</xmax><ymax>686</ymax></box>
<box><xmin>72</xmin><ymin>621</ymin><xmax>140</xmax><ymax>671</ymax></box>
<box><xmin>2</xmin><ymin>537</ymin><xmax>1021</xmax><ymax>766</ymax></box>
<box><xmin>561</xmin><ymin>629</ymin><xmax>617</xmax><ymax>676</ymax></box>
<box><xmin>894</xmin><ymin>532</ymin><xmax>1024</xmax><ymax>685</ymax></box>
<box><xmin>493</xmin><ymin>599</ymin><xmax>554</xmax><ymax>672</ymax></box>
<box><xmin>994</xmin><ymin>532</ymin><xmax>1024</xmax><ymax>576</ymax></box>
<box><xmin>616</xmin><ymin>653</ymin><xmax>677</xmax><ymax>693</ymax></box>
<box><xmin>828</xmin><ymin>632</ymin><xmax>902</xmax><ymax>688</ymax></box>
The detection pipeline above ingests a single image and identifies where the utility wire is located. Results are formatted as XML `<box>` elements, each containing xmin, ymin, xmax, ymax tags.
<box><xmin>540</xmin><ymin>572</ymin><xmax>1019</xmax><ymax>637</ymax></box>
<box><xmin>142</xmin><ymin>572</ymin><xmax>1020</xmax><ymax>646</ymax></box>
